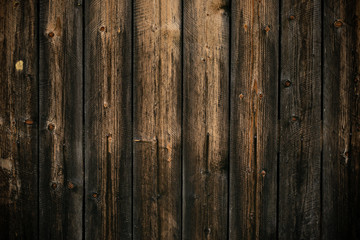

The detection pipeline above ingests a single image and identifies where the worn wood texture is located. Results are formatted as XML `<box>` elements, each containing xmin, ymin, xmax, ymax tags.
<box><xmin>279</xmin><ymin>0</ymin><xmax>322</xmax><ymax>239</ymax></box>
<box><xmin>230</xmin><ymin>0</ymin><xmax>278</xmax><ymax>239</ymax></box>
<box><xmin>133</xmin><ymin>0</ymin><xmax>182</xmax><ymax>239</ymax></box>
<box><xmin>183</xmin><ymin>0</ymin><xmax>230</xmax><ymax>239</ymax></box>
<box><xmin>84</xmin><ymin>0</ymin><xmax>132</xmax><ymax>239</ymax></box>
<box><xmin>350</xmin><ymin>2</ymin><xmax>360</xmax><ymax>238</ymax></box>
<box><xmin>39</xmin><ymin>0</ymin><xmax>83</xmax><ymax>239</ymax></box>
<box><xmin>0</xmin><ymin>0</ymin><xmax>38</xmax><ymax>239</ymax></box>
<box><xmin>322</xmin><ymin>0</ymin><xmax>358</xmax><ymax>239</ymax></box>
<box><xmin>3</xmin><ymin>1</ymin><xmax>360</xmax><ymax>239</ymax></box>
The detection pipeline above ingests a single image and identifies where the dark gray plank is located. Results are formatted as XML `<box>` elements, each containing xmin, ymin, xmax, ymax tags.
<box><xmin>84</xmin><ymin>0</ymin><xmax>132</xmax><ymax>239</ymax></box>
<box><xmin>133</xmin><ymin>0</ymin><xmax>182</xmax><ymax>239</ymax></box>
<box><xmin>279</xmin><ymin>0</ymin><xmax>322</xmax><ymax>239</ymax></box>
<box><xmin>230</xmin><ymin>0</ymin><xmax>279</xmax><ymax>239</ymax></box>
<box><xmin>0</xmin><ymin>0</ymin><xmax>38</xmax><ymax>239</ymax></box>
<box><xmin>322</xmin><ymin>1</ymin><xmax>358</xmax><ymax>239</ymax></box>
<box><xmin>183</xmin><ymin>0</ymin><xmax>230</xmax><ymax>239</ymax></box>
<box><xmin>39</xmin><ymin>0</ymin><xmax>83</xmax><ymax>239</ymax></box>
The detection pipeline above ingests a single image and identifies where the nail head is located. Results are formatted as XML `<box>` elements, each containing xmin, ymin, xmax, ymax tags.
<box><xmin>48</xmin><ymin>123</ymin><xmax>55</xmax><ymax>131</ymax></box>
<box><xmin>334</xmin><ymin>20</ymin><xmax>343</xmax><ymax>28</ymax></box>
<box><xmin>284</xmin><ymin>80</ymin><xmax>292</xmax><ymax>87</ymax></box>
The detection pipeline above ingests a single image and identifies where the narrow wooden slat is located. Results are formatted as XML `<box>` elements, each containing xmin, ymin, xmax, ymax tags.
<box><xmin>350</xmin><ymin>2</ymin><xmax>360</xmax><ymax>237</ymax></box>
<box><xmin>229</xmin><ymin>0</ymin><xmax>278</xmax><ymax>239</ymax></box>
<box><xmin>39</xmin><ymin>0</ymin><xmax>83</xmax><ymax>238</ymax></box>
<box><xmin>279</xmin><ymin>0</ymin><xmax>322</xmax><ymax>239</ymax></box>
<box><xmin>84</xmin><ymin>0</ymin><xmax>132</xmax><ymax>239</ymax></box>
<box><xmin>183</xmin><ymin>0</ymin><xmax>229</xmax><ymax>239</ymax></box>
<box><xmin>322</xmin><ymin>1</ymin><xmax>358</xmax><ymax>238</ymax></box>
<box><xmin>133</xmin><ymin>0</ymin><xmax>182</xmax><ymax>239</ymax></box>
<box><xmin>0</xmin><ymin>1</ymin><xmax>38</xmax><ymax>239</ymax></box>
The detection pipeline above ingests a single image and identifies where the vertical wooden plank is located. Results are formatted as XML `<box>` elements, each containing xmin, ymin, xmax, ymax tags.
<box><xmin>322</xmin><ymin>1</ymin><xmax>359</xmax><ymax>239</ymax></box>
<box><xmin>350</xmin><ymin>3</ymin><xmax>360</xmax><ymax>238</ymax></box>
<box><xmin>0</xmin><ymin>0</ymin><xmax>38</xmax><ymax>239</ymax></box>
<box><xmin>183</xmin><ymin>0</ymin><xmax>229</xmax><ymax>239</ymax></box>
<box><xmin>84</xmin><ymin>0</ymin><xmax>132</xmax><ymax>239</ymax></box>
<box><xmin>39</xmin><ymin>0</ymin><xmax>83</xmax><ymax>239</ymax></box>
<box><xmin>133</xmin><ymin>0</ymin><xmax>182</xmax><ymax>239</ymax></box>
<box><xmin>229</xmin><ymin>0</ymin><xmax>278</xmax><ymax>239</ymax></box>
<box><xmin>279</xmin><ymin>0</ymin><xmax>321</xmax><ymax>239</ymax></box>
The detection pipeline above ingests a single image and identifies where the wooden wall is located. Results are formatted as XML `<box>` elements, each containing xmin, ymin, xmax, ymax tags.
<box><xmin>0</xmin><ymin>0</ymin><xmax>359</xmax><ymax>239</ymax></box>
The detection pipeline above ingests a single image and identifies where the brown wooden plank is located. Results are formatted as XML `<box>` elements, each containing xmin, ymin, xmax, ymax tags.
<box><xmin>350</xmin><ymin>3</ymin><xmax>360</xmax><ymax>238</ymax></box>
<box><xmin>322</xmin><ymin>1</ymin><xmax>358</xmax><ymax>239</ymax></box>
<box><xmin>183</xmin><ymin>0</ymin><xmax>229</xmax><ymax>239</ymax></box>
<box><xmin>229</xmin><ymin>0</ymin><xmax>279</xmax><ymax>239</ymax></box>
<box><xmin>132</xmin><ymin>0</ymin><xmax>182</xmax><ymax>239</ymax></box>
<box><xmin>0</xmin><ymin>0</ymin><xmax>38</xmax><ymax>239</ymax></box>
<box><xmin>279</xmin><ymin>0</ymin><xmax>322</xmax><ymax>239</ymax></box>
<box><xmin>39</xmin><ymin>0</ymin><xmax>83</xmax><ymax>239</ymax></box>
<box><xmin>84</xmin><ymin>0</ymin><xmax>132</xmax><ymax>239</ymax></box>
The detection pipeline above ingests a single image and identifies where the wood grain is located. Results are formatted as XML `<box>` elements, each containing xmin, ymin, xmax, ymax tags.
<box><xmin>230</xmin><ymin>0</ymin><xmax>279</xmax><ymax>239</ymax></box>
<box><xmin>84</xmin><ymin>0</ymin><xmax>132</xmax><ymax>239</ymax></box>
<box><xmin>350</xmin><ymin>2</ymin><xmax>360</xmax><ymax>238</ymax></box>
<box><xmin>133</xmin><ymin>0</ymin><xmax>182</xmax><ymax>239</ymax></box>
<box><xmin>279</xmin><ymin>0</ymin><xmax>322</xmax><ymax>239</ymax></box>
<box><xmin>39</xmin><ymin>0</ymin><xmax>83</xmax><ymax>239</ymax></box>
<box><xmin>0</xmin><ymin>0</ymin><xmax>38</xmax><ymax>239</ymax></box>
<box><xmin>322</xmin><ymin>0</ymin><xmax>357</xmax><ymax>238</ymax></box>
<box><xmin>183</xmin><ymin>0</ymin><xmax>230</xmax><ymax>239</ymax></box>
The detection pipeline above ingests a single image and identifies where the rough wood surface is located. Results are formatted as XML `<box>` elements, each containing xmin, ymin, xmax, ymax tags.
<box><xmin>1</xmin><ymin>2</ymin><xmax>360</xmax><ymax>239</ymax></box>
<box><xmin>279</xmin><ymin>0</ymin><xmax>322</xmax><ymax>239</ymax></box>
<box><xmin>39</xmin><ymin>0</ymin><xmax>83</xmax><ymax>239</ymax></box>
<box><xmin>350</xmin><ymin>2</ymin><xmax>360</xmax><ymax>238</ymax></box>
<box><xmin>183</xmin><ymin>0</ymin><xmax>230</xmax><ymax>239</ymax></box>
<box><xmin>84</xmin><ymin>0</ymin><xmax>132</xmax><ymax>239</ymax></box>
<box><xmin>230</xmin><ymin>0</ymin><xmax>278</xmax><ymax>239</ymax></box>
<box><xmin>322</xmin><ymin>0</ymin><xmax>357</xmax><ymax>239</ymax></box>
<box><xmin>133</xmin><ymin>0</ymin><xmax>182</xmax><ymax>239</ymax></box>
<box><xmin>0</xmin><ymin>0</ymin><xmax>38</xmax><ymax>239</ymax></box>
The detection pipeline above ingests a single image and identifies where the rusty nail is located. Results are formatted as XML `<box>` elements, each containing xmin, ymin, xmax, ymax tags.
<box><xmin>103</xmin><ymin>102</ymin><xmax>108</xmax><ymax>108</ymax></box>
<box><xmin>264</xmin><ymin>26</ymin><xmax>270</xmax><ymax>32</ymax></box>
<box><xmin>284</xmin><ymin>80</ymin><xmax>292</xmax><ymax>87</ymax></box>
<box><xmin>24</xmin><ymin>119</ymin><xmax>34</xmax><ymax>125</ymax></box>
<box><xmin>92</xmin><ymin>193</ymin><xmax>98</xmax><ymax>198</ymax></box>
<box><xmin>259</xmin><ymin>93</ymin><xmax>263</xmax><ymax>98</ymax></box>
<box><xmin>48</xmin><ymin>123</ymin><xmax>55</xmax><ymax>131</ymax></box>
<box><xmin>48</xmin><ymin>32</ymin><xmax>55</xmax><ymax>38</ymax></box>
<box><xmin>261</xmin><ymin>170</ymin><xmax>266</xmax><ymax>176</ymax></box>
<box><xmin>239</xmin><ymin>93</ymin><xmax>244</xmax><ymax>99</ymax></box>
<box><xmin>334</xmin><ymin>20</ymin><xmax>343</xmax><ymax>28</ymax></box>
<box><xmin>51</xmin><ymin>183</ymin><xmax>57</xmax><ymax>190</ymax></box>
<box><xmin>67</xmin><ymin>182</ymin><xmax>74</xmax><ymax>189</ymax></box>
<box><xmin>100</xmin><ymin>26</ymin><xmax>106</xmax><ymax>32</ymax></box>
<box><xmin>289</xmin><ymin>15</ymin><xmax>295</xmax><ymax>20</ymax></box>
<box><xmin>291</xmin><ymin>116</ymin><xmax>298</xmax><ymax>122</ymax></box>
